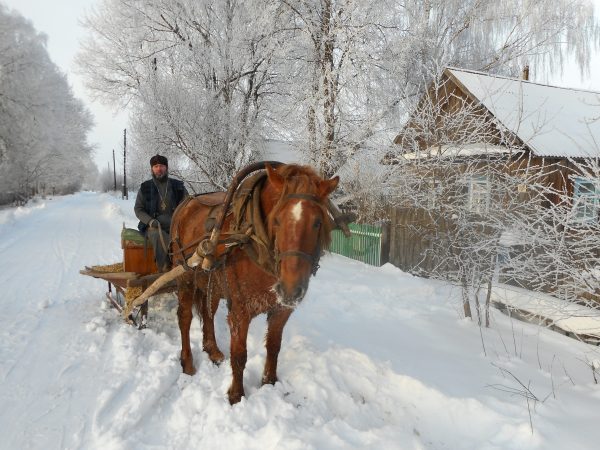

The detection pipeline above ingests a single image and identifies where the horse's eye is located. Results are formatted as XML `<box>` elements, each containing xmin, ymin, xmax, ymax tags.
<box><xmin>313</xmin><ymin>219</ymin><xmax>321</xmax><ymax>229</ymax></box>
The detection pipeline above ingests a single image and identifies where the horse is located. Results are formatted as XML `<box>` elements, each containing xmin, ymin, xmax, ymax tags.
<box><xmin>170</xmin><ymin>163</ymin><xmax>339</xmax><ymax>404</ymax></box>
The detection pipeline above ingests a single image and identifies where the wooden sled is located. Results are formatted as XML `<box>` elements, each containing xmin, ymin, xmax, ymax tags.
<box><xmin>82</xmin><ymin>163</ymin><xmax>353</xmax><ymax>329</ymax></box>
<box><xmin>80</xmin><ymin>228</ymin><xmax>177</xmax><ymax>328</ymax></box>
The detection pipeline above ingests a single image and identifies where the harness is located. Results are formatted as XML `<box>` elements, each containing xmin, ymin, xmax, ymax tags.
<box><xmin>171</xmin><ymin>173</ymin><xmax>326</xmax><ymax>278</ymax></box>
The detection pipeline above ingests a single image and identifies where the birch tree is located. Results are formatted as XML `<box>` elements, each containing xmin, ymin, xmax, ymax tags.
<box><xmin>78</xmin><ymin>0</ymin><xmax>281</xmax><ymax>191</ymax></box>
<box><xmin>271</xmin><ymin>0</ymin><xmax>404</xmax><ymax>177</ymax></box>
<box><xmin>272</xmin><ymin>0</ymin><xmax>598</xmax><ymax>179</ymax></box>
<box><xmin>76</xmin><ymin>0</ymin><xmax>597</xmax><ymax>189</ymax></box>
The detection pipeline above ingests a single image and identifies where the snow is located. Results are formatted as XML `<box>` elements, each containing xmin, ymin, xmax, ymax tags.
<box><xmin>492</xmin><ymin>284</ymin><xmax>600</xmax><ymax>339</ymax></box>
<box><xmin>448</xmin><ymin>68</ymin><xmax>600</xmax><ymax>159</ymax></box>
<box><xmin>401</xmin><ymin>143</ymin><xmax>512</xmax><ymax>160</ymax></box>
<box><xmin>1</xmin><ymin>192</ymin><xmax>600</xmax><ymax>449</ymax></box>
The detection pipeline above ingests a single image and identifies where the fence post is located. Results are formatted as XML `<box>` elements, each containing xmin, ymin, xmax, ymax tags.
<box><xmin>380</xmin><ymin>221</ymin><xmax>391</xmax><ymax>265</ymax></box>
<box><xmin>388</xmin><ymin>206</ymin><xmax>398</xmax><ymax>267</ymax></box>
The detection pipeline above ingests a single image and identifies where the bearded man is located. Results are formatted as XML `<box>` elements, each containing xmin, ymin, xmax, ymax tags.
<box><xmin>134</xmin><ymin>154</ymin><xmax>188</xmax><ymax>271</ymax></box>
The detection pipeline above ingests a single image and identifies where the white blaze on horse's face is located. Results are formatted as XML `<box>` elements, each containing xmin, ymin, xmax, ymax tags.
<box><xmin>291</xmin><ymin>201</ymin><xmax>303</xmax><ymax>223</ymax></box>
<box><xmin>288</xmin><ymin>200</ymin><xmax>306</xmax><ymax>242</ymax></box>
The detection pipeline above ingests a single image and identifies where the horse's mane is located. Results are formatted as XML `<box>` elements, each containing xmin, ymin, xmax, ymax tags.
<box><xmin>267</xmin><ymin>164</ymin><xmax>335</xmax><ymax>251</ymax></box>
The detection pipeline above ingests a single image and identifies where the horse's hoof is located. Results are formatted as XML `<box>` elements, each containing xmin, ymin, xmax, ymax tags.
<box><xmin>228</xmin><ymin>394</ymin><xmax>242</xmax><ymax>405</ymax></box>
<box><xmin>181</xmin><ymin>360</ymin><xmax>196</xmax><ymax>376</ymax></box>
<box><xmin>261</xmin><ymin>375</ymin><xmax>278</xmax><ymax>386</ymax></box>
<box><xmin>210</xmin><ymin>352</ymin><xmax>225</xmax><ymax>366</ymax></box>
<box><xmin>227</xmin><ymin>387</ymin><xmax>244</xmax><ymax>405</ymax></box>
<box><xmin>203</xmin><ymin>344</ymin><xmax>225</xmax><ymax>366</ymax></box>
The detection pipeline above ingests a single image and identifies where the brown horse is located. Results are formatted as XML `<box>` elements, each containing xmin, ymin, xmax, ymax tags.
<box><xmin>170</xmin><ymin>164</ymin><xmax>339</xmax><ymax>404</ymax></box>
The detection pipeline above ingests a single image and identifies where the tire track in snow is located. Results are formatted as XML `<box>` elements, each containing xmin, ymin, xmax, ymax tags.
<box><xmin>0</xmin><ymin>193</ymin><xmax>138</xmax><ymax>449</ymax></box>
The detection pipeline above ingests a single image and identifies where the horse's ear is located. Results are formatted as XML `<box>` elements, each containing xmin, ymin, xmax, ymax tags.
<box><xmin>318</xmin><ymin>176</ymin><xmax>339</xmax><ymax>198</ymax></box>
<box><xmin>266</xmin><ymin>164</ymin><xmax>285</xmax><ymax>192</ymax></box>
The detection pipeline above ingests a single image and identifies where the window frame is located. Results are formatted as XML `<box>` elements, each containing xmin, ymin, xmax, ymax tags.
<box><xmin>467</xmin><ymin>174</ymin><xmax>490</xmax><ymax>214</ymax></box>
<box><xmin>572</xmin><ymin>176</ymin><xmax>600</xmax><ymax>224</ymax></box>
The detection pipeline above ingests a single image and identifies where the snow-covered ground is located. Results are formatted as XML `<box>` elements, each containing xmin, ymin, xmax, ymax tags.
<box><xmin>492</xmin><ymin>284</ymin><xmax>600</xmax><ymax>342</ymax></box>
<box><xmin>1</xmin><ymin>192</ymin><xmax>600</xmax><ymax>449</ymax></box>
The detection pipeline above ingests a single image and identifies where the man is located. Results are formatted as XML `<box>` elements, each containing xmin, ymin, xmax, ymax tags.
<box><xmin>135</xmin><ymin>154</ymin><xmax>188</xmax><ymax>272</ymax></box>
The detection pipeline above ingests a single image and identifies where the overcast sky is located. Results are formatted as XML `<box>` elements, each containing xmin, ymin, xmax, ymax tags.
<box><xmin>2</xmin><ymin>0</ymin><xmax>600</xmax><ymax>172</ymax></box>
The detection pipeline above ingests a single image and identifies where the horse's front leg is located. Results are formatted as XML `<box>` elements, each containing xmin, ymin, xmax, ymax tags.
<box><xmin>262</xmin><ymin>307</ymin><xmax>293</xmax><ymax>386</ymax></box>
<box><xmin>177</xmin><ymin>284</ymin><xmax>196</xmax><ymax>376</ymax></box>
<box><xmin>227</xmin><ymin>311</ymin><xmax>250</xmax><ymax>404</ymax></box>
<box><xmin>200</xmin><ymin>285</ymin><xmax>224</xmax><ymax>364</ymax></box>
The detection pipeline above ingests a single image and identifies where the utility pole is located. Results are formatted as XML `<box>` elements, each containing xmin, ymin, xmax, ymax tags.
<box><xmin>112</xmin><ymin>149</ymin><xmax>117</xmax><ymax>191</ymax></box>
<box><xmin>122</xmin><ymin>128</ymin><xmax>128</xmax><ymax>199</ymax></box>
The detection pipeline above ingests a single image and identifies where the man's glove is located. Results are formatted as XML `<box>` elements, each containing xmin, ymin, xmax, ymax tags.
<box><xmin>148</xmin><ymin>219</ymin><xmax>159</xmax><ymax>228</ymax></box>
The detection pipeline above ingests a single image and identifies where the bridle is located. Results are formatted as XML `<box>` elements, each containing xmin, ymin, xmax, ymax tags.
<box><xmin>273</xmin><ymin>193</ymin><xmax>324</xmax><ymax>277</ymax></box>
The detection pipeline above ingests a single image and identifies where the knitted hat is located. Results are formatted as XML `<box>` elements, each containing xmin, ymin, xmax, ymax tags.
<box><xmin>150</xmin><ymin>154</ymin><xmax>168</xmax><ymax>167</ymax></box>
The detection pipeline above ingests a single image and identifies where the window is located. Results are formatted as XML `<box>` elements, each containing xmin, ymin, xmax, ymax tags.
<box><xmin>427</xmin><ymin>179</ymin><xmax>442</xmax><ymax>209</ymax></box>
<box><xmin>573</xmin><ymin>177</ymin><xmax>600</xmax><ymax>223</ymax></box>
<box><xmin>467</xmin><ymin>175</ymin><xmax>490</xmax><ymax>214</ymax></box>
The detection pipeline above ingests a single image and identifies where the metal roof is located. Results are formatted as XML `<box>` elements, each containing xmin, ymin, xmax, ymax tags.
<box><xmin>447</xmin><ymin>68</ymin><xmax>600</xmax><ymax>158</ymax></box>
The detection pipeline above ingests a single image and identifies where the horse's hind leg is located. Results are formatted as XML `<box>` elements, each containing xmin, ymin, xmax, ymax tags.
<box><xmin>262</xmin><ymin>307</ymin><xmax>292</xmax><ymax>386</ymax></box>
<box><xmin>177</xmin><ymin>279</ymin><xmax>196</xmax><ymax>375</ymax></box>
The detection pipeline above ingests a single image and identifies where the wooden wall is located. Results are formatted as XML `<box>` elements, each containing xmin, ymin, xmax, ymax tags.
<box><xmin>388</xmin><ymin>207</ymin><xmax>452</xmax><ymax>275</ymax></box>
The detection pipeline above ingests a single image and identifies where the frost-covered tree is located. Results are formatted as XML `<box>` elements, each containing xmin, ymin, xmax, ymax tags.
<box><xmin>390</xmin><ymin>153</ymin><xmax>501</xmax><ymax>322</ymax></box>
<box><xmin>98</xmin><ymin>162</ymin><xmax>124</xmax><ymax>193</ymax></box>
<box><xmin>76</xmin><ymin>0</ymin><xmax>597</xmax><ymax>188</ymax></box>
<box><xmin>267</xmin><ymin>1</ymin><xmax>404</xmax><ymax>177</ymax></box>
<box><xmin>271</xmin><ymin>0</ymin><xmax>598</xmax><ymax>179</ymax></box>
<box><xmin>395</xmin><ymin>0</ymin><xmax>598</xmax><ymax>81</ymax></box>
<box><xmin>0</xmin><ymin>6</ymin><xmax>95</xmax><ymax>202</ymax></box>
<box><xmin>501</xmin><ymin>158</ymin><xmax>600</xmax><ymax>309</ymax></box>
<box><xmin>78</xmin><ymin>0</ymin><xmax>281</xmax><ymax>190</ymax></box>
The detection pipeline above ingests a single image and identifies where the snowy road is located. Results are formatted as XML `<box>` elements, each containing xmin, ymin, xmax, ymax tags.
<box><xmin>0</xmin><ymin>193</ymin><xmax>599</xmax><ymax>449</ymax></box>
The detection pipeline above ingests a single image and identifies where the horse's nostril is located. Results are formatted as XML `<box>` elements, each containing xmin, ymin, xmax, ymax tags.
<box><xmin>293</xmin><ymin>286</ymin><xmax>305</xmax><ymax>300</ymax></box>
<box><xmin>274</xmin><ymin>283</ymin><xmax>283</xmax><ymax>298</ymax></box>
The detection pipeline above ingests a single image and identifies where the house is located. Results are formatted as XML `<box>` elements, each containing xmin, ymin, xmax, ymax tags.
<box><xmin>387</xmin><ymin>67</ymin><xmax>600</xmax><ymax>291</ymax></box>
<box><xmin>392</xmin><ymin>67</ymin><xmax>600</xmax><ymax>221</ymax></box>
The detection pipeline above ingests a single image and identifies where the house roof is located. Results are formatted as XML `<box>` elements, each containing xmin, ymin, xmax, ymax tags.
<box><xmin>445</xmin><ymin>67</ymin><xmax>600</xmax><ymax>158</ymax></box>
<box><xmin>257</xmin><ymin>139</ymin><xmax>304</xmax><ymax>164</ymax></box>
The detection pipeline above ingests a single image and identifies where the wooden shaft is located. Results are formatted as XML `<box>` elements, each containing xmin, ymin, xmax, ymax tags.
<box><xmin>124</xmin><ymin>251</ymin><xmax>203</xmax><ymax>315</ymax></box>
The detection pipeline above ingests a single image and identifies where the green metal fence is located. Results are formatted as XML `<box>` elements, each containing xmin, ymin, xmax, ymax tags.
<box><xmin>329</xmin><ymin>223</ymin><xmax>384</xmax><ymax>266</ymax></box>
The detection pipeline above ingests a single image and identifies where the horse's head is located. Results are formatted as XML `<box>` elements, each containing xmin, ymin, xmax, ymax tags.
<box><xmin>264</xmin><ymin>164</ymin><xmax>339</xmax><ymax>308</ymax></box>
